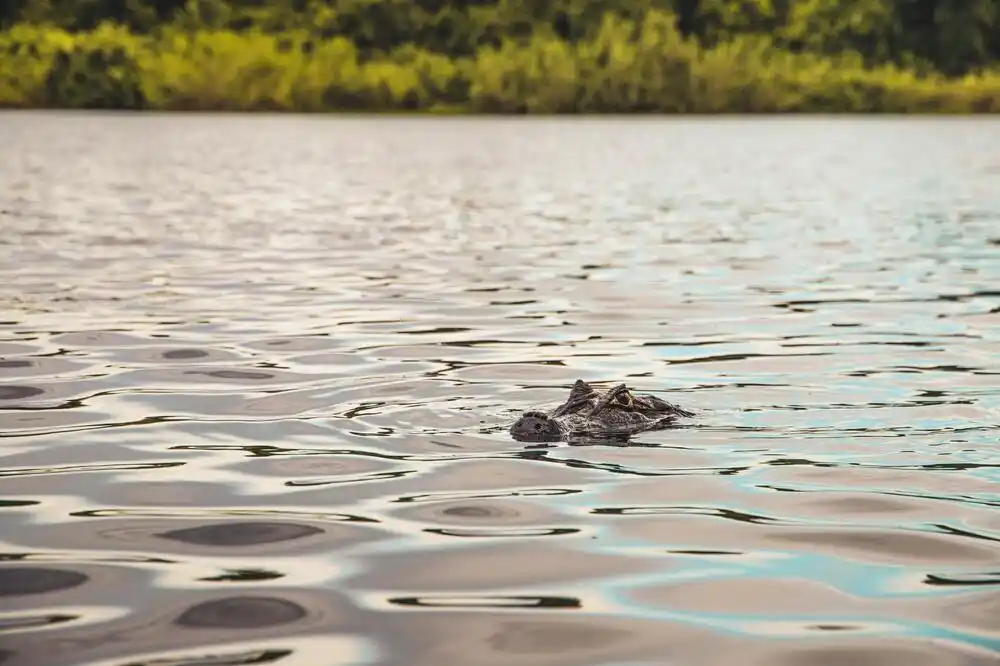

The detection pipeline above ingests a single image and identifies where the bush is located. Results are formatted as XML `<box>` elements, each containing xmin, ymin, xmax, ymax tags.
<box><xmin>43</xmin><ymin>23</ymin><xmax>145</xmax><ymax>109</ymax></box>
<box><xmin>1</xmin><ymin>10</ymin><xmax>999</xmax><ymax>113</ymax></box>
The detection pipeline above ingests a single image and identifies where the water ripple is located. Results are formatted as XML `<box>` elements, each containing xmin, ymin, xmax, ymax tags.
<box><xmin>1</xmin><ymin>114</ymin><xmax>999</xmax><ymax>666</ymax></box>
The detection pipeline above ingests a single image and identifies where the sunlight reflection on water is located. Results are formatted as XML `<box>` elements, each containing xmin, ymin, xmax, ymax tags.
<box><xmin>1</xmin><ymin>114</ymin><xmax>999</xmax><ymax>666</ymax></box>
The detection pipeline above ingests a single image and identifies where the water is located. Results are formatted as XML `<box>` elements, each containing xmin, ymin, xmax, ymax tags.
<box><xmin>1</xmin><ymin>113</ymin><xmax>999</xmax><ymax>666</ymax></box>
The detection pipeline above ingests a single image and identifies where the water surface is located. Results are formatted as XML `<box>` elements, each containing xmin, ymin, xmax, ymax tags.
<box><xmin>1</xmin><ymin>113</ymin><xmax>999</xmax><ymax>666</ymax></box>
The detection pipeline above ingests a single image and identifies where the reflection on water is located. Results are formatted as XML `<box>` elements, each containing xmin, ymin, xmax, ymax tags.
<box><xmin>1</xmin><ymin>113</ymin><xmax>999</xmax><ymax>666</ymax></box>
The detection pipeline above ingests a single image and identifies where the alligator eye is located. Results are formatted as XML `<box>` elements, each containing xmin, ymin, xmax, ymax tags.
<box><xmin>612</xmin><ymin>392</ymin><xmax>634</xmax><ymax>408</ymax></box>
<box><xmin>534</xmin><ymin>423</ymin><xmax>543</xmax><ymax>431</ymax></box>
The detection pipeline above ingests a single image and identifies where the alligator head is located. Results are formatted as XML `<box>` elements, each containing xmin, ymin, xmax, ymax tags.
<box><xmin>509</xmin><ymin>379</ymin><xmax>692</xmax><ymax>443</ymax></box>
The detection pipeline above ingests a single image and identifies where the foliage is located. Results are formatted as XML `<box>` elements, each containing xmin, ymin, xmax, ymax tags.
<box><xmin>2</xmin><ymin>3</ymin><xmax>1000</xmax><ymax>112</ymax></box>
<box><xmin>3</xmin><ymin>0</ymin><xmax>1000</xmax><ymax>75</ymax></box>
<box><xmin>42</xmin><ymin>22</ymin><xmax>146</xmax><ymax>108</ymax></box>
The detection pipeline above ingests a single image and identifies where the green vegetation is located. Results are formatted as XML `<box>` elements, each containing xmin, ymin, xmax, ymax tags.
<box><xmin>2</xmin><ymin>0</ymin><xmax>1000</xmax><ymax>112</ymax></box>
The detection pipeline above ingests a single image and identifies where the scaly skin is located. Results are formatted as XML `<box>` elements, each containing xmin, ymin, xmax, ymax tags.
<box><xmin>510</xmin><ymin>379</ymin><xmax>693</xmax><ymax>442</ymax></box>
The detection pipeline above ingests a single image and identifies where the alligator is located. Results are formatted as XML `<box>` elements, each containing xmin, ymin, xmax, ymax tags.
<box><xmin>509</xmin><ymin>379</ymin><xmax>694</xmax><ymax>442</ymax></box>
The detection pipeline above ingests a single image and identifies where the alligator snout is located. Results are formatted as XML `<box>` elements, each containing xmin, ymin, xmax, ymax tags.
<box><xmin>510</xmin><ymin>410</ymin><xmax>563</xmax><ymax>442</ymax></box>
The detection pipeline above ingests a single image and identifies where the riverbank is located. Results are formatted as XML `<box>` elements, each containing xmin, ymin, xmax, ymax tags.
<box><xmin>3</xmin><ymin>13</ymin><xmax>1000</xmax><ymax>113</ymax></box>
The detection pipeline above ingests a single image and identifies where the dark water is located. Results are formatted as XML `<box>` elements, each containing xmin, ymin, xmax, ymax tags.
<box><xmin>1</xmin><ymin>113</ymin><xmax>999</xmax><ymax>666</ymax></box>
